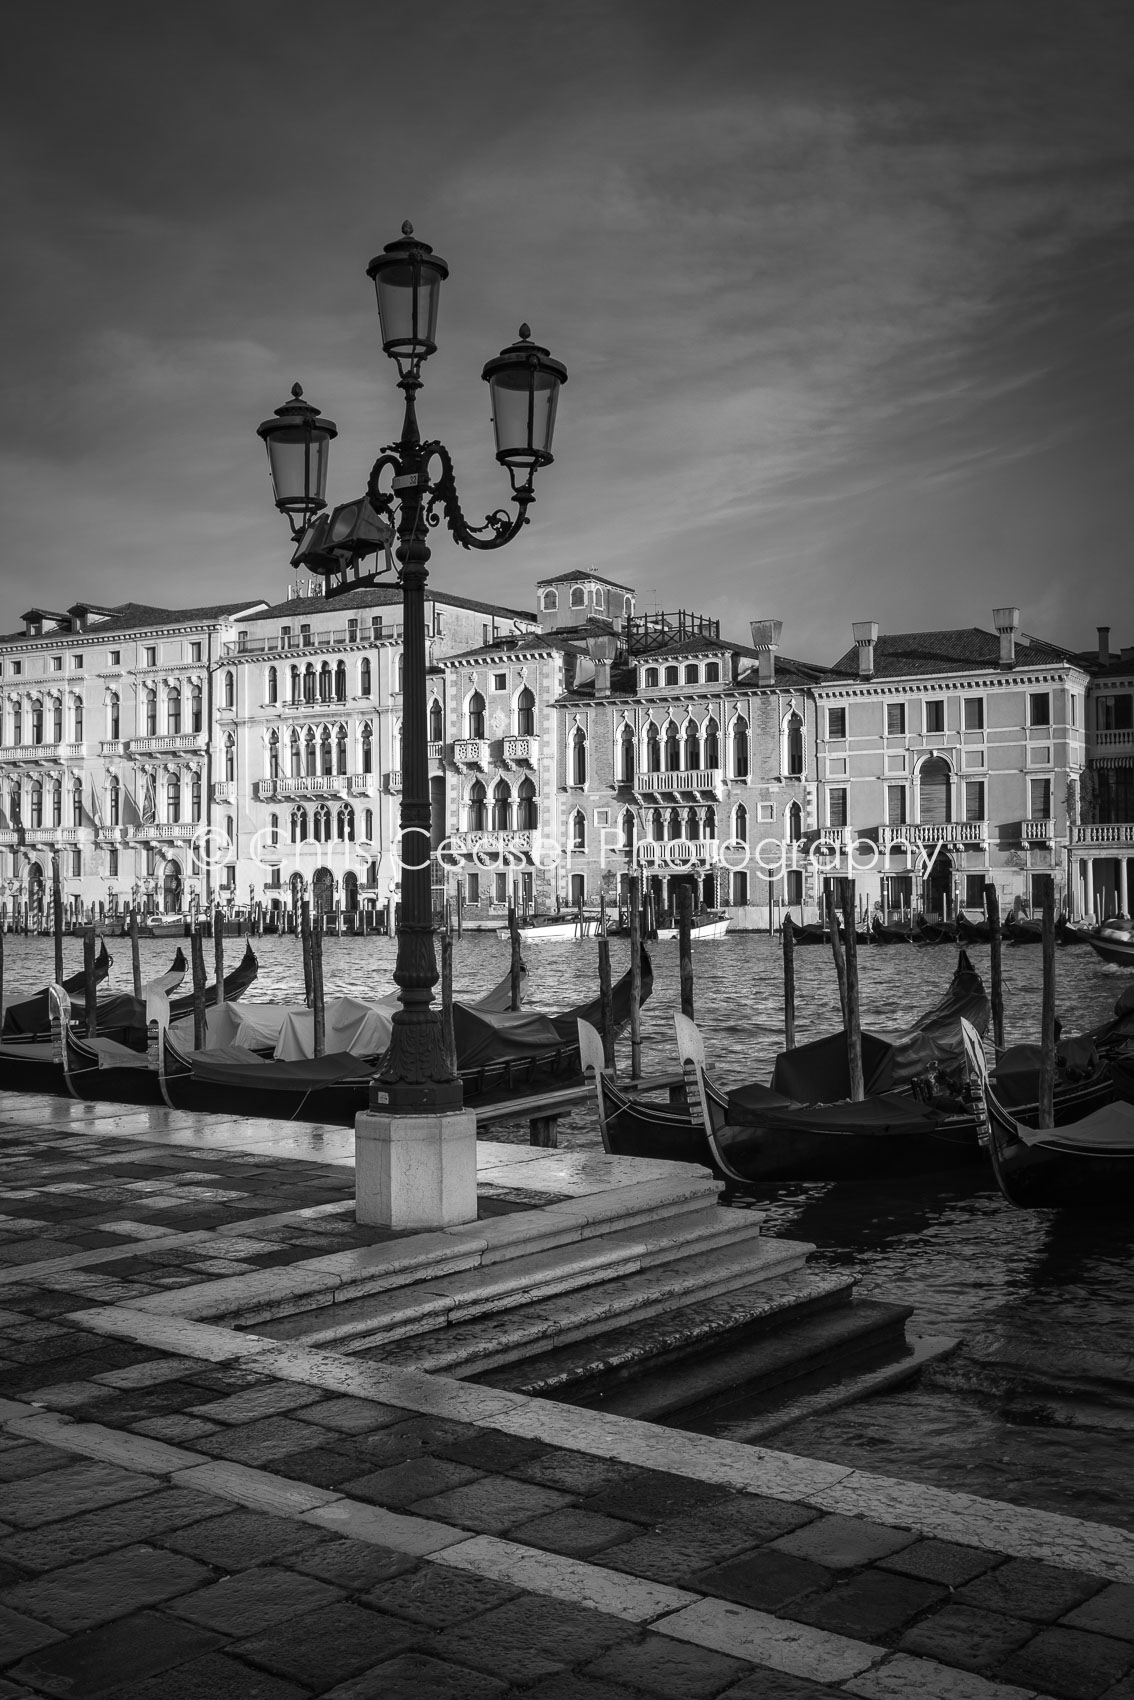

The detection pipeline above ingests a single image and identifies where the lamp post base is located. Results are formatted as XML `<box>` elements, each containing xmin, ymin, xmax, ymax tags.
<box><xmin>355</xmin><ymin>1106</ymin><xmax>478</xmax><ymax>1229</ymax></box>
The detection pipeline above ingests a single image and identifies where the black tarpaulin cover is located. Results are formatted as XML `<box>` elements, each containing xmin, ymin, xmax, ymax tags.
<box><xmin>770</xmin><ymin>952</ymin><xmax>989</xmax><ymax>1104</ymax></box>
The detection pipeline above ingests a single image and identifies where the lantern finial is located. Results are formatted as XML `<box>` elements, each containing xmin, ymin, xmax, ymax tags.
<box><xmin>519</xmin><ymin>323</ymin><xmax>531</xmax><ymax>341</ymax></box>
<box><xmin>401</xmin><ymin>220</ymin><xmax>414</xmax><ymax>236</ymax></box>
<box><xmin>291</xmin><ymin>381</ymin><xmax>303</xmax><ymax>399</ymax></box>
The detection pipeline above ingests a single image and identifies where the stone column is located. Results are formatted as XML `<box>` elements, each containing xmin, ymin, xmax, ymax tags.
<box><xmin>1083</xmin><ymin>856</ymin><xmax>1095</xmax><ymax>922</ymax></box>
<box><xmin>1119</xmin><ymin>855</ymin><xmax>1129</xmax><ymax>919</ymax></box>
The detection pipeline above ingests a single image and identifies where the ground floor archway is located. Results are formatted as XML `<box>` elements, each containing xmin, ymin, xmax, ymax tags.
<box><xmin>312</xmin><ymin>866</ymin><xmax>335</xmax><ymax>919</ymax></box>
<box><xmin>163</xmin><ymin>860</ymin><xmax>183</xmax><ymax>913</ymax></box>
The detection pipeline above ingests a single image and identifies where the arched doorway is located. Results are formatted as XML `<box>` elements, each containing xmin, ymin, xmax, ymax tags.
<box><xmin>163</xmin><ymin>860</ymin><xmax>183</xmax><ymax>913</ymax></box>
<box><xmin>27</xmin><ymin>862</ymin><xmax>44</xmax><ymax>918</ymax></box>
<box><xmin>924</xmin><ymin>848</ymin><xmax>953</xmax><ymax>920</ymax></box>
<box><xmin>312</xmin><ymin>866</ymin><xmax>335</xmax><ymax>920</ymax></box>
<box><xmin>918</xmin><ymin>756</ymin><xmax>952</xmax><ymax>825</ymax></box>
<box><xmin>342</xmin><ymin>871</ymin><xmax>358</xmax><ymax>914</ymax></box>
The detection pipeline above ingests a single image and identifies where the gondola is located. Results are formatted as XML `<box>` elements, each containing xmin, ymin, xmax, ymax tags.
<box><xmin>1088</xmin><ymin>924</ymin><xmax>1134</xmax><ymax>969</ymax></box>
<box><xmin>870</xmin><ymin>917</ymin><xmax>916</xmax><ymax>945</ymax></box>
<box><xmin>156</xmin><ymin>954</ymin><xmax>653</xmax><ymax>1124</ymax></box>
<box><xmin>787</xmin><ymin>919</ymin><xmax>871</xmax><ymax>946</ymax></box>
<box><xmin>1</xmin><ymin>941</ymin><xmax>113</xmax><ymax>1042</ymax></box>
<box><xmin>914</xmin><ymin>916</ymin><xmax>958</xmax><ymax>945</ymax></box>
<box><xmin>581</xmin><ymin>952</ymin><xmax>991</xmax><ymax>1181</ymax></box>
<box><xmin>56</xmin><ymin>943</ymin><xmax>260</xmax><ymax>1105</ymax></box>
<box><xmin>962</xmin><ymin>1018</ymin><xmax>1134</xmax><ymax>1210</ymax></box>
<box><xmin>1056</xmin><ymin>915</ymin><xmax>1096</xmax><ymax>946</ymax></box>
<box><xmin>1006</xmin><ymin>917</ymin><xmax>1044</xmax><ymax>945</ymax></box>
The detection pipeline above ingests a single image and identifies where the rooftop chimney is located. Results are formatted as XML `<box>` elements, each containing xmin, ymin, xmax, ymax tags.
<box><xmin>993</xmin><ymin>606</ymin><xmax>1020</xmax><ymax>668</ymax></box>
<box><xmin>750</xmin><ymin>619</ymin><xmax>783</xmax><ymax>687</ymax></box>
<box><xmin>1098</xmin><ymin>626</ymin><xmax>1111</xmax><ymax>666</ymax></box>
<box><xmin>586</xmin><ymin>631</ymin><xmax>617</xmax><ymax>697</ymax></box>
<box><xmin>852</xmin><ymin>620</ymin><xmax>879</xmax><ymax>679</ymax></box>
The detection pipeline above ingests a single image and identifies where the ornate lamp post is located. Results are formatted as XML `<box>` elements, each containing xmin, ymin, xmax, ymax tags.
<box><xmin>258</xmin><ymin>224</ymin><xmax>567</xmax><ymax>1123</ymax></box>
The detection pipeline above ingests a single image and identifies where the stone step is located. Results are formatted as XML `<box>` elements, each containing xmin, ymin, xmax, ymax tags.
<box><xmin>254</xmin><ymin>1200</ymin><xmax>772</xmax><ymax>1352</ymax></box>
<box><xmin>477</xmin><ymin>1266</ymin><xmax>858</xmax><ymax>1401</ymax></box>
<box><xmin>565</xmin><ymin>1295</ymin><xmax>916</xmax><ymax>1425</ymax></box>
<box><xmin>358</xmin><ymin>1230</ymin><xmax>810</xmax><ymax>1377</ymax></box>
<box><xmin>162</xmin><ymin>1170</ymin><xmax>730</xmax><ymax>1330</ymax></box>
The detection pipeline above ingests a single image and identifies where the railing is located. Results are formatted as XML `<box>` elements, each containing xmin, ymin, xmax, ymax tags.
<box><xmin>878</xmin><ymin>821</ymin><xmax>986</xmax><ymax>847</ymax></box>
<box><xmin>130</xmin><ymin>823</ymin><xmax>197</xmax><ymax>841</ymax></box>
<box><xmin>0</xmin><ymin>829</ymin><xmax>19</xmax><ymax>845</ymax></box>
<box><xmin>1075</xmin><ymin>823</ymin><xmax>1134</xmax><ymax>846</ymax></box>
<box><xmin>257</xmin><ymin>775</ymin><xmax>348</xmax><ymax>798</ymax></box>
<box><xmin>213</xmin><ymin>781</ymin><xmax>235</xmax><ymax>801</ymax></box>
<box><xmin>349</xmin><ymin>774</ymin><xmax>374</xmax><ymax>796</ymax></box>
<box><xmin>386</xmin><ymin>771</ymin><xmax>402</xmax><ymax>793</ymax></box>
<box><xmin>99</xmin><ymin>740</ymin><xmax>125</xmax><ymax>756</ymax></box>
<box><xmin>61</xmin><ymin>743</ymin><xmax>85</xmax><ymax>759</ymax></box>
<box><xmin>23</xmin><ymin>827</ymin><xmax>80</xmax><ymax>843</ymax></box>
<box><xmin>502</xmin><ymin>735</ymin><xmax>539</xmax><ymax>766</ymax></box>
<box><xmin>97</xmin><ymin>826</ymin><xmax>128</xmax><ymax>842</ymax></box>
<box><xmin>0</xmin><ymin>743</ymin><xmax>61</xmax><ymax>762</ymax></box>
<box><xmin>223</xmin><ymin>624</ymin><xmax>404</xmax><ymax>657</ymax></box>
<box><xmin>427</xmin><ymin>740</ymin><xmax>446</xmax><ymax>760</ymax></box>
<box><xmin>637</xmin><ymin>839</ymin><xmax>715</xmax><ymax>866</ymax></box>
<box><xmin>446</xmin><ymin>829</ymin><xmax>534</xmax><ymax>855</ymax></box>
<box><xmin>453</xmin><ymin>739</ymin><xmax>489</xmax><ymax>768</ymax></box>
<box><xmin>635</xmin><ymin>768</ymin><xmax>723</xmax><ymax>796</ymax></box>
<box><xmin>129</xmin><ymin>733</ymin><xmax>207</xmax><ymax>754</ymax></box>
<box><xmin>1090</xmin><ymin>729</ymin><xmax>1134</xmax><ymax>749</ymax></box>
<box><xmin>1020</xmin><ymin>818</ymin><xmax>1054</xmax><ymax>842</ymax></box>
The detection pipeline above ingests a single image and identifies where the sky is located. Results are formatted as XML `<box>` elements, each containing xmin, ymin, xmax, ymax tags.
<box><xmin>2</xmin><ymin>0</ymin><xmax>1132</xmax><ymax>663</ymax></box>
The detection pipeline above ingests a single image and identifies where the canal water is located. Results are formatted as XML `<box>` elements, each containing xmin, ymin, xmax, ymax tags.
<box><xmin>5</xmin><ymin>925</ymin><xmax>1133</xmax><ymax>1532</ymax></box>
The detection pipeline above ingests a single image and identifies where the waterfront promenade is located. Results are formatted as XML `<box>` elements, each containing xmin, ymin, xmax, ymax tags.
<box><xmin>2</xmin><ymin>1100</ymin><xmax>1133</xmax><ymax>1699</ymax></box>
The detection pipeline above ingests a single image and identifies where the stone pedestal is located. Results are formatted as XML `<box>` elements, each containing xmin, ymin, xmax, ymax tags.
<box><xmin>354</xmin><ymin>1107</ymin><xmax>478</xmax><ymax>1230</ymax></box>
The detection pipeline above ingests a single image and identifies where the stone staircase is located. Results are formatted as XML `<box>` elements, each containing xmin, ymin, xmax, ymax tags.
<box><xmin>244</xmin><ymin>1159</ymin><xmax>949</xmax><ymax>1427</ymax></box>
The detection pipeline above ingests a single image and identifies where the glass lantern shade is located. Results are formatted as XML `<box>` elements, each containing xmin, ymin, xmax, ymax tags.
<box><xmin>366</xmin><ymin>224</ymin><xmax>448</xmax><ymax>371</ymax></box>
<box><xmin>256</xmin><ymin>385</ymin><xmax>337</xmax><ymax>525</ymax></box>
<box><xmin>482</xmin><ymin>327</ymin><xmax>568</xmax><ymax>475</ymax></box>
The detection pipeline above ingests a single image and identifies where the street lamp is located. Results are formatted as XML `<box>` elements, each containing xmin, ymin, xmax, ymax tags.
<box><xmin>259</xmin><ymin>223</ymin><xmax>567</xmax><ymax>1115</ymax></box>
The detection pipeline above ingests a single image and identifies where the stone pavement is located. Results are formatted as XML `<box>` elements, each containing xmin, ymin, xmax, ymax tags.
<box><xmin>2</xmin><ymin>1100</ymin><xmax>1134</xmax><ymax>1699</ymax></box>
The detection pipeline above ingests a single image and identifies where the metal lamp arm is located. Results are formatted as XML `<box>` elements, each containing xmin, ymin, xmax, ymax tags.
<box><xmin>420</xmin><ymin>441</ymin><xmax>531</xmax><ymax>551</ymax></box>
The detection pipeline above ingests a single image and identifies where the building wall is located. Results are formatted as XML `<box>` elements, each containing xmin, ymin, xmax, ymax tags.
<box><xmin>812</xmin><ymin>664</ymin><xmax>1089</xmax><ymax>917</ymax></box>
<box><xmin>0</xmin><ymin>611</ymin><xmax>246</xmax><ymax>922</ymax></box>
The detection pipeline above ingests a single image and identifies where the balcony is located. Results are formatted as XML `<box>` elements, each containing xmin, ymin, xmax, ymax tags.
<box><xmin>349</xmin><ymin>774</ymin><xmax>375</xmax><ymax>796</ymax></box>
<box><xmin>222</xmin><ymin>623</ymin><xmax>404</xmax><ymax>657</ymax></box>
<box><xmin>1019</xmin><ymin>818</ymin><xmax>1054</xmax><ymax>843</ymax></box>
<box><xmin>130</xmin><ymin>822</ymin><xmax>197</xmax><ymax>842</ymax></box>
<box><xmin>427</xmin><ymin>740</ymin><xmax>446</xmax><ymax>761</ymax></box>
<box><xmin>454</xmin><ymin>739</ymin><xmax>489</xmax><ymax>770</ymax></box>
<box><xmin>0</xmin><ymin>743</ymin><xmax>61</xmax><ymax>763</ymax></box>
<box><xmin>502</xmin><ymin>735</ymin><xmax>539</xmax><ymax>768</ymax></box>
<box><xmin>634</xmin><ymin>768</ymin><xmax>723</xmax><ymax>800</ymax></box>
<box><xmin>1089</xmin><ymin>729</ymin><xmax>1134</xmax><ymax>751</ymax></box>
<box><xmin>1075</xmin><ymin>823</ymin><xmax>1134</xmax><ymax>847</ymax></box>
<box><xmin>386</xmin><ymin>771</ymin><xmax>402</xmax><ymax>793</ymax></box>
<box><xmin>213</xmin><ymin>781</ymin><xmax>235</xmax><ymax>802</ymax></box>
<box><xmin>23</xmin><ymin>827</ymin><xmax>81</xmax><ymax>843</ymax></box>
<box><xmin>97</xmin><ymin>825</ymin><xmax>128</xmax><ymax>842</ymax></box>
<box><xmin>0</xmin><ymin>829</ymin><xmax>19</xmax><ymax>845</ymax></box>
<box><xmin>256</xmin><ymin>775</ymin><xmax>347</xmax><ymax>799</ymax></box>
<box><xmin>878</xmin><ymin>822</ymin><xmax>986</xmax><ymax>849</ymax></box>
<box><xmin>446</xmin><ymin>829</ymin><xmax>534</xmax><ymax>857</ymax></box>
<box><xmin>100</xmin><ymin>740</ymin><xmax>125</xmax><ymax>756</ymax></box>
<box><xmin>129</xmin><ymin>733</ymin><xmax>207</xmax><ymax>755</ymax></box>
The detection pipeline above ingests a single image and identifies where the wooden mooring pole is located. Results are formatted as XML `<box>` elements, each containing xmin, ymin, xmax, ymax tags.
<box><xmin>190</xmin><ymin>922</ymin><xmax>207</xmax><ymax>1051</ymax></box>
<box><xmin>984</xmin><ymin>881</ymin><xmax>1005</xmax><ymax>1053</ymax></box>
<box><xmin>300</xmin><ymin>901</ymin><xmax>314</xmax><ymax>1007</ymax></box>
<box><xmin>1038</xmin><ymin>874</ymin><xmax>1056</xmax><ymax>1129</ymax></box>
<box><xmin>782</xmin><ymin>912</ymin><xmax>796</xmax><ymax>1050</ymax></box>
<box><xmin>213</xmin><ymin>908</ymin><xmax>226</xmax><ymax>1005</ymax></box>
<box><xmin>310</xmin><ymin>913</ymin><xmax>325</xmax><ymax>1059</ymax></box>
<box><xmin>52</xmin><ymin>853</ymin><xmax>64</xmax><ymax>988</ymax></box>
<box><xmin>677</xmin><ymin>883</ymin><xmax>694</xmax><ymax>1020</ymax></box>
<box><xmin>129</xmin><ymin>908</ymin><xmax>143</xmax><ymax>1000</ymax></box>
<box><xmin>629</xmin><ymin>874</ymin><xmax>643</xmax><ymax>1080</ymax></box>
<box><xmin>83</xmin><ymin>924</ymin><xmax>99</xmax><ymax>1040</ymax></box>
<box><xmin>508</xmin><ymin>902</ymin><xmax>523</xmax><ymax>1010</ymax></box>
<box><xmin>826</xmin><ymin>886</ymin><xmax>848</xmax><ymax>1026</ymax></box>
<box><xmin>598</xmin><ymin>898</ymin><xmax>615</xmax><ymax>1072</ymax></box>
<box><xmin>440</xmin><ymin>927</ymin><xmax>457</xmax><ymax>1071</ymax></box>
<box><xmin>842</xmin><ymin>881</ymin><xmax>864</xmax><ymax>1101</ymax></box>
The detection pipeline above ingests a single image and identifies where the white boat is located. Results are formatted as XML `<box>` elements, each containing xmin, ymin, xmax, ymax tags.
<box><xmin>1089</xmin><ymin>922</ymin><xmax>1134</xmax><ymax>968</ymax></box>
<box><xmin>495</xmin><ymin>915</ymin><xmax>599</xmax><ymax>942</ymax></box>
<box><xmin>654</xmin><ymin>913</ymin><xmax>732</xmax><ymax>941</ymax></box>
